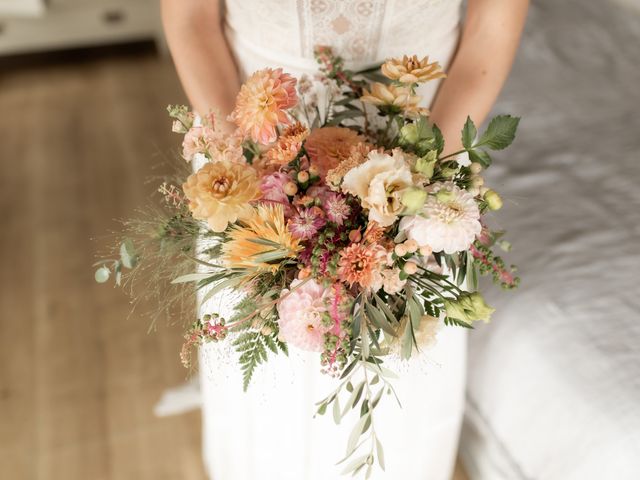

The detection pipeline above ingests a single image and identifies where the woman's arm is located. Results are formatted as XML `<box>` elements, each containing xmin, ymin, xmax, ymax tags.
<box><xmin>430</xmin><ymin>0</ymin><xmax>529</xmax><ymax>154</ymax></box>
<box><xmin>161</xmin><ymin>0</ymin><xmax>240</xmax><ymax>125</ymax></box>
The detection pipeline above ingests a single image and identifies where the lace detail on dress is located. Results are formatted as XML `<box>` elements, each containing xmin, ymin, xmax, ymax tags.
<box><xmin>296</xmin><ymin>0</ymin><xmax>388</xmax><ymax>62</ymax></box>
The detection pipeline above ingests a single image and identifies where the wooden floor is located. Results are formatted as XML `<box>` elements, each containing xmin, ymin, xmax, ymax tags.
<box><xmin>0</xmin><ymin>44</ymin><xmax>468</xmax><ymax>480</ymax></box>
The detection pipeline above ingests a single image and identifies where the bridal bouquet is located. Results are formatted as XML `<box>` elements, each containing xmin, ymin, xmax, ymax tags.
<box><xmin>95</xmin><ymin>48</ymin><xmax>519</xmax><ymax>477</ymax></box>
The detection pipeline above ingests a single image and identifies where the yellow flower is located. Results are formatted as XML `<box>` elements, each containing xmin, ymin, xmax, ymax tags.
<box><xmin>360</xmin><ymin>82</ymin><xmax>426</xmax><ymax>117</ymax></box>
<box><xmin>381</xmin><ymin>55</ymin><xmax>446</xmax><ymax>84</ymax></box>
<box><xmin>182</xmin><ymin>161</ymin><xmax>260</xmax><ymax>232</ymax></box>
<box><xmin>222</xmin><ymin>204</ymin><xmax>301</xmax><ymax>274</ymax></box>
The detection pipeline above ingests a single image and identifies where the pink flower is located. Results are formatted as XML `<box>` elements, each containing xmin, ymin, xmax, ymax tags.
<box><xmin>182</xmin><ymin>126</ymin><xmax>215</xmax><ymax>162</ymax></box>
<box><xmin>323</xmin><ymin>192</ymin><xmax>351</xmax><ymax>226</ymax></box>
<box><xmin>182</xmin><ymin>126</ymin><xmax>244</xmax><ymax>163</ymax></box>
<box><xmin>259</xmin><ymin>172</ymin><xmax>291</xmax><ymax>206</ymax></box>
<box><xmin>306</xmin><ymin>184</ymin><xmax>332</xmax><ymax>203</ymax></box>
<box><xmin>288</xmin><ymin>208</ymin><xmax>326</xmax><ymax>240</ymax></box>
<box><xmin>230</xmin><ymin>68</ymin><xmax>298</xmax><ymax>145</ymax></box>
<box><xmin>277</xmin><ymin>279</ymin><xmax>330</xmax><ymax>352</ymax></box>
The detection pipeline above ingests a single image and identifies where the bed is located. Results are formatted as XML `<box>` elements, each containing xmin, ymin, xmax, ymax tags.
<box><xmin>459</xmin><ymin>1</ymin><xmax>640</xmax><ymax>478</ymax></box>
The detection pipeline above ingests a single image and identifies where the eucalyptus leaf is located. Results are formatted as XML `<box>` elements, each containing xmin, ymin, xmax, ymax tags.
<box><xmin>171</xmin><ymin>272</ymin><xmax>217</xmax><ymax>284</ymax></box>
<box><xmin>119</xmin><ymin>239</ymin><xmax>138</xmax><ymax>269</ymax></box>
<box><xmin>339</xmin><ymin>455</ymin><xmax>369</xmax><ymax>475</ymax></box>
<box><xmin>333</xmin><ymin>395</ymin><xmax>342</xmax><ymax>424</ymax></box>
<box><xmin>346</xmin><ymin>413</ymin><xmax>370</xmax><ymax>456</ymax></box>
<box><xmin>375</xmin><ymin>438</ymin><xmax>386</xmax><ymax>471</ymax></box>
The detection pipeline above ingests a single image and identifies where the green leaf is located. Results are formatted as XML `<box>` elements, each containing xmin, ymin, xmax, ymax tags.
<box><xmin>119</xmin><ymin>239</ymin><xmax>138</xmax><ymax>269</ymax></box>
<box><xmin>339</xmin><ymin>454</ymin><xmax>369</xmax><ymax>475</ymax></box>
<box><xmin>316</xmin><ymin>402</ymin><xmax>328</xmax><ymax>416</ymax></box>
<box><xmin>477</xmin><ymin>115</ymin><xmax>520</xmax><ymax>150</ymax></box>
<box><xmin>461</xmin><ymin>116</ymin><xmax>477</xmax><ymax>150</ymax></box>
<box><xmin>432</xmin><ymin>123</ymin><xmax>445</xmax><ymax>154</ymax></box>
<box><xmin>468</xmin><ymin>148</ymin><xmax>492</xmax><ymax>168</ymax></box>
<box><xmin>365</xmin><ymin>303</ymin><xmax>396</xmax><ymax>337</ymax></box>
<box><xmin>171</xmin><ymin>272</ymin><xmax>217</xmax><ymax>284</ymax></box>
<box><xmin>333</xmin><ymin>395</ymin><xmax>342</xmax><ymax>424</ymax></box>
<box><xmin>94</xmin><ymin>266</ymin><xmax>110</xmax><ymax>283</ymax></box>
<box><xmin>346</xmin><ymin>413</ymin><xmax>370</xmax><ymax>456</ymax></box>
<box><xmin>375</xmin><ymin>438</ymin><xmax>386</xmax><ymax>471</ymax></box>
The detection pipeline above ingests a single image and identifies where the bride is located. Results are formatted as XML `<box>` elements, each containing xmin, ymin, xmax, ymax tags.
<box><xmin>161</xmin><ymin>1</ymin><xmax>528</xmax><ymax>479</ymax></box>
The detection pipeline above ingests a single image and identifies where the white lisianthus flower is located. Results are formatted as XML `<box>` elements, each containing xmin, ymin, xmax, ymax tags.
<box><xmin>381</xmin><ymin>267</ymin><xmax>407</xmax><ymax>295</ymax></box>
<box><xmin>341</xmin><ymin>149</ymin><xmax>413</xmax><ymax>227</ymax></box>
<box><xmin>399</xmin><ymin>182</ymin><xmax>481</xmax><ymax>254</ymax></box>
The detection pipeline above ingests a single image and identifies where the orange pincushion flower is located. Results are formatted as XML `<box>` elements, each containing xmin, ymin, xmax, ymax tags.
<box><xmin>182</xmin><ymin>161</ymin><xmax>260</xmax><ymax>232</ymax></box>
<box><xmin>363</xmin><ymin>221</ymin><xmax>387</xmax><ymax>245</ymax></box>
<box><xmin>325</xmin><ymin>142</ymin><xmax>375</xmax><ymax>190</ymax></box>
<box><xmin>304</xmin><ymin>127</ymin><xmax>365</xmax><ymax>178</ymax></box>
<box><xmin>264</xmin><ymin>122</ymin><xmax>309</xmax><ymax>167</ymax></box>
<box><xmin>230</xmin><ymin>68</ymin><xmax>298</xmax><ymax>145</ymax></box>
<box><xmin>337</xmin><ymin>243</ymin><xmax>387</xmax><ymax>289</ymax></box>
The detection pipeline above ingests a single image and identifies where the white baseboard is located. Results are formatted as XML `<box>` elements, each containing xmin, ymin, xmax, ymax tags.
<box><xmin>0</xmin><ymin>1</ymin><xmax>163</xmax><ymax>56</ymax></box>
<box><xmin>0</xmin><ymin>0</ymin><xmax>45</xmax><ymax>18</ymax></box>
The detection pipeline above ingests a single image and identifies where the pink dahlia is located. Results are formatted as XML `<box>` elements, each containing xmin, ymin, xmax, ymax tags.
<box><xmin>277</xmin><ymin>279</ymin><xmax>330</xmax><ymax>352</ymax></box>
<box><xmin>288</xmin><ymin>208</ymin><xmax>326</xmax><ymax>240</ymax></box>
<box><xmin>230</xmin><ymin>68</ymin><xmax>298</xmax><ymax>145</ymax></box>
<box><xmin>259</xmin><ymin>172</ymin><xmax>291</xmax><ymax>206</ymax></box>
<box><xmin>323</xmin><ymin>192</ymin><xmax>351</xmax><ymax>226</ymax></box>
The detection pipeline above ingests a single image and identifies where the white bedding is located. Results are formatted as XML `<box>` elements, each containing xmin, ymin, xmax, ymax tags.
<box><xmin>460</xmin><ymin>1</ymin><xmax>640</xmax><ymax>478</ymax></box>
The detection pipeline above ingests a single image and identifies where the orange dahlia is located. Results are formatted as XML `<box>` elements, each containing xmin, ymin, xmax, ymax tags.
<box><xmin>229</xmin><ymin>68</ymin><xmax>298</xmax><ymax>145</ymax></box>
<box><xmin>264</xmin><ymin>122</ymin><xmax>309</xmax><ymax>167</ymax></box>
<box><xmin>337</xmin><ymin>243</ymin><xmax>387</xmax><ymax>289</ymax></box>
<box><xmin>304</xmin><ymin>126</ymin><xmax>365</xmax><ymax>178</ymax></box>
<box><xmin>182</xmin><ymin>161</ymin><xmax>260</xmax><ymax>232</ymax></box>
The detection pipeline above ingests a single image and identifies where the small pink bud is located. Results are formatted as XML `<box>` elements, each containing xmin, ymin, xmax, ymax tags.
<box><xmin>419</xmin><ymin>245</ymin><xmax>433</xmax><ymax>256</ymax></box>
<box><xmin>349</xmin><ymin>229</ymin><xmax>362</xmax><ymax>243</ymax></box>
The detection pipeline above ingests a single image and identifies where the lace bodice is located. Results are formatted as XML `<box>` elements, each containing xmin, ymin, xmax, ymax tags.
<box><xmin>224</xmin><ymin>0</ymin><xmax>464</xmax><ymax>78</ymax></box>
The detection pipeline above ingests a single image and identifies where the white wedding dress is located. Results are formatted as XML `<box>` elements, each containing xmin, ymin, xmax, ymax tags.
<box><xmin>197</xmin><ymin>1</ymin><xmax>466</xmax><ymax>479</ymax></box>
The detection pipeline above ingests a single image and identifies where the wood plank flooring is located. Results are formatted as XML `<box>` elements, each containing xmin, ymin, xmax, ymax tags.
<box><xmin>0</xmin><ymin>44</ymin><xmax>468</xmax><ymax>480</ymax></box>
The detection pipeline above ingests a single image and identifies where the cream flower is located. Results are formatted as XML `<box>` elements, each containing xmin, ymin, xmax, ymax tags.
<box><xmin>399</xmin><ymin>182</ymin><xmax>481</xmax><ymax>254</ymax></box>
<box><xmin>380</xmin><ymin>267</ymin><xmax>406</xmax><ymax>295</ymax></box>
<box><xmin>360</xmin><ymin>82</ymin><xmax>426</xmax><ymax>117</ymax></box>
<box><xmin>182</xmin><ymin>161</ymin><xmax>260</xmax><ymax>232</ymax></box>
<box><xmin>341</xmin><ymin>149</ymin><xmax>413</xmax><ymax>227</ymax></box>
<box><xmin>381</xmin><ymin>55</ymin><xmax>446</xmax><ymax>84</ymax></box>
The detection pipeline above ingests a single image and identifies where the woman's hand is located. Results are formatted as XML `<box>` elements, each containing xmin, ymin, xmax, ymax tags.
<box><xmin>430</xmin><ymin>0</ymin><xmax>529</xmax><ymax>155</ymax></box>
<box><xmin>161</xmin><ymin>0</ymin><xmax>240</xmax><ymax>129</ymax></box>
